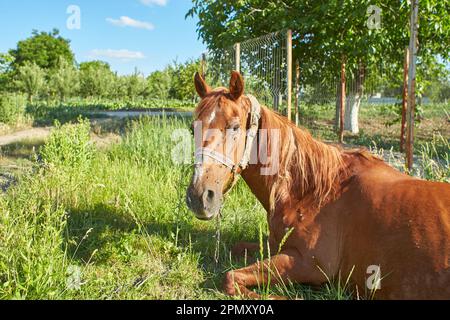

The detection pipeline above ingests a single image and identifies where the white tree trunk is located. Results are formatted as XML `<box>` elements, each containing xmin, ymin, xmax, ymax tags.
<box><xmin>344</xmin><ymin>94</ymin><xmax>361</xmax><ymax>134</ymax></box>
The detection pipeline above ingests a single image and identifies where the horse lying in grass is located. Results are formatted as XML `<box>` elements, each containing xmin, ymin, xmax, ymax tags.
<box><xmin>186</xmin><ymin>71</ymin><xmax>450</xmax><ymax>300</ymax></box>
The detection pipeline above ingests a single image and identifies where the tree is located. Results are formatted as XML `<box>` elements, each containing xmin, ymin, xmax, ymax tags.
<box><xmin>146</xmin><ymin>70</ymin><xmax>171</xmax><ymax>99</ymax></box>
<box><xmin>188</xmin><ymin>0</ymin><xmax>450</xmax><ymax>133</ymax></box>
<box><xmin>79</xmin><ymin>61</ymin><xmax>115</xmax><ymax>98</ymax></box>
<box><xmin>15</xmin><ymin>61</ymin><xmax>46</xmax><ymax>103</ymax></box>
<box><xmin>123</xmin><ymin>68</ymin><xmax>146</xmax><ymax>101</ymax></box>
<box><xmin>0</xmin><ymin>53</ymin><xmax>15</xmax><ymax>92</ymax></box>
<box><xmin>9</xmin><ymin>29</ymin><xmax>74</xmax><ymax>71</ymax></box>
<box><xmin>49</xmin><ymin>58</ymin><xmax>79</xmax><ymax>102</ymax></box>
<box><xmin>168</xmin><ymin>59</ymin><xmax>201</xmax><ymax>101</ymax></box>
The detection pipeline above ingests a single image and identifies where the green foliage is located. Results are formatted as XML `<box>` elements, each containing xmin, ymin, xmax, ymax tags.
<box><xmin>418</xmin><ymin>134</ymin><xmax>450</xmax><ymax>182</ymax></box>
<box><xmin>0</xmin><ymin>53</ymin><xmax>15</xmax><ymax>92</ymax></box>
<box><xmin>0</xmin><ymin>188</ymin><xmax>69</xmax><ymax>299</ymax></box>
<box><xmin>3</xmin><ymin>29</ymin><xmax>202</xmax><ymax>104</ymax></box>
<box><xmin>121</xmin><ymin>69</ymin><xmax>147</xmax><ymax>101</ymax></box>
<box><xmin>167</xmin><ymin>59</ymin><xmax>201</xmax><ymax>101</ymax></box>
<box><xmin>0</xmin><ymin>110</ymin><xmax>447</xmax><ymax>299</ymax></box>
<box><xmin>79</xmin><ymin>61</ymin><xmax>115</xmax><ymax>98</ymax></box>
<box><xmin>9</xmin><ymin>29</ymin><xmax>74</xmax><ymax>70</ymax></box>
<box><xmin>0</xmin><ymin>53</ymin><xmax>14</xmax><ymax>74</ymax></box>
<box><xmin>0</xmin><ymin>93</ymin><xmax>27</xmax><ymax>124</ymax></box>
<box><xmin>188</xmin><ymin>0</ymin><xmax>450</xmax><ymax>92</ymax></box>
<box><xmin>14</xmin><ymin>61</ymin><xmax>46</xmax><ymax>103</ymax></box>
<box><xmin>424</xmin><ymin>71</ymin><xmax>450</xmax><ymax>103</ymax></box>
<box><xmin>49</xmin><ymin>58</ymin><xmax>79</xmax><ymax>102</ymax></box>
<box><xmin>39</xmin><ymin>118</ymin><xmax>94</xmax><ymax>170</ymax></box>
<box><xmin>146</xmin><ymin>70</ymin><xmax>171</xmax><ymax>99</ymax></box>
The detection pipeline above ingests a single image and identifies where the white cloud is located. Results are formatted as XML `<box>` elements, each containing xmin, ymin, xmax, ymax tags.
<box><xmin>89</xmin><ymin>49</ymin><xmax>146</xmax><ymax>61</ymax></box>
<box><xmin>106</xmin><ymin>16</ymin><xmax>155</xmax><ymax>30</ymax></box>
<box><xmin>140</xmin><ymin>0</ymin><xmax>168</xmax><ymax>6</ymax></box>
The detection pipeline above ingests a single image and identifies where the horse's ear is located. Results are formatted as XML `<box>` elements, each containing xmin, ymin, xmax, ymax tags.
<box><xmin>194</xmin><ymin>72</ymin><xmax>210</xmax><ymax>98</ymax></box>
<box><xmin>229</xmin><ymin>71</ymin><xmax>244</xmax><ymax>100</ymax></box>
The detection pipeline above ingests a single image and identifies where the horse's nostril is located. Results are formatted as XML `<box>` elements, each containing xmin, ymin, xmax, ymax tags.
<box><xmin>206</xmin><ymin>189</ymin><xmax>215</xmax><ymax>202</ymax></box>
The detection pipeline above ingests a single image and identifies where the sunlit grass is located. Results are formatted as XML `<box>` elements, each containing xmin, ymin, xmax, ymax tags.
<box><xmin>0</xmin><ymin>110</ymin><xmax>448</xmax><ymax>300</ymax></box>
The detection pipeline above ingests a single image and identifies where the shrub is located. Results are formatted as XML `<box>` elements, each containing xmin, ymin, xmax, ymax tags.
<box><xmin>0</xmin><ymin>93</ymin><xmax>27</xmax><ymax>124</ymax></box>
<box><xmin>40</xmin><ymin>118</ymin><xmax>94</xmax><ymax>170</ymax></box>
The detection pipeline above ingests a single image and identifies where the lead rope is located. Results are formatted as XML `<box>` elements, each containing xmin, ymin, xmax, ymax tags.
<box><xmin>213</xmin><ymin>209</ymin><xmax>222</xmax><ymax>268</ymax></box>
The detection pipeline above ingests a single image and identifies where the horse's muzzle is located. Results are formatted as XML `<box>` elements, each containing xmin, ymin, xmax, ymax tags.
<box><xmin>186</xmin><ymin>185</ymin><xmax>222</xmax><ymax>220</ymax></box>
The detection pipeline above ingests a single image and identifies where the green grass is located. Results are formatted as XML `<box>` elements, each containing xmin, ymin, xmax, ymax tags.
<box><xmin>0</xmin><ymin>102</ymin><xmax>448</xmax><ymax>300</ymax></box>
<box><xmin>26</xmin><ymin>98</ymin><xmax>195</xmax><ymax>126</ymax></box>
<box><xmin>299</xmin><ymin>102</ymin><xmax>449</xmax><ymax>156</ymax></box>
<box><xmin>0</xmin><ymin>116</ymin><xmax>265</xmax><ymax>299</ymax></box>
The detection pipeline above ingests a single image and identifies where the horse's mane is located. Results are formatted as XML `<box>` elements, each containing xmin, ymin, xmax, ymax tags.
<box><xmin>195</xmin><ymin>90</ymin><xmax>377</xmax><ymax>210</ymax></box>
<box><xmin>259</xmin><ymin>106</ymin><xmax>347</xmax><ymax>210</ymax></box>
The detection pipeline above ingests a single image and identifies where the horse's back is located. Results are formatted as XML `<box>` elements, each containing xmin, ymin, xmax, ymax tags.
<box><xmin>344</xmin><ymin>159</ymin><xmax>450</xmax><ymax>299</ymax></box>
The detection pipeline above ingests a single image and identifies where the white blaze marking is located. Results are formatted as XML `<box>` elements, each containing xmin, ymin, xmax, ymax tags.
<box><xmin>208</xmin><ymin>110</ymin><xmax>216</xmax><ymax>124</ymax></box>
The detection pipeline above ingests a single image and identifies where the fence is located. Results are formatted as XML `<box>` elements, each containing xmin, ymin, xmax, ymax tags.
<box><xmin>201</xmin><ymin>30</ymin><xmax>293</xmax><ymax>120</ymax></box>
<box><xmin>201</xmin><ymin>28</ymin><xmax>447</xmax><ymax>154</ymax></box>
<box><xmin>200</xmin><ymin>29</ymin><xmax>400</xmax><ymax>129</ymax></box>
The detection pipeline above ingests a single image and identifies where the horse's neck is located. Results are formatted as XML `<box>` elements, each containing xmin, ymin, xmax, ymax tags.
<box><xmin>241</xmin><ymin>106</ymin><xmax>346</xmax><ymax>213</ymax></box>
<box><xmin>241</xmin><ymin>164</ymin><xmax>275</xmax><ymax>213</ymax></box>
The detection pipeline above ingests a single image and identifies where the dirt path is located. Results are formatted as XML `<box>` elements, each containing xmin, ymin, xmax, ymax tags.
<box><xmin>0</xmin><ymin>127</ymin><xmax>52</xmax><ymax>147</ymax></box>
<box><xmin>0</xmin><ymin>110</ymin><xmax>193</xmax><ymax>147</ymax></box>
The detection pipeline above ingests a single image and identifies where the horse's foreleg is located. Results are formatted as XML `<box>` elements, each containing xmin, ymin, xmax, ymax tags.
<box><xmin>223</xmin><ymin>248</ymin><xmax>316</xmax><ymax>299</ymax></box>
<box><xmin>231</xmin><ymin>242</ymin><xmax>260</xmax><ymax>258</ymax></box>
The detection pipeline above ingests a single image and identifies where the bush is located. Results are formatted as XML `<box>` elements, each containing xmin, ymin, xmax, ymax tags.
<box><xmin>40</xmin><ymin>118</ymin><xmax>94</xmax><ymax>170</ymax></box>
<box><xmin>0</xmin><ymin>93</ymin><xmax>27</xmax><ymax>124</ymax></box>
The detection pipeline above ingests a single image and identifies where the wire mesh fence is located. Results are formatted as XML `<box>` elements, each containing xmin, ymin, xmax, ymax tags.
<box><xmin>201</xmin><ymin>30</ymin><xmax>447</xmax><ymax>135</ymax></box>
<box><xmin>202</xmin><ymin>30</ymin><xmax>289</xmax><ymax>112</ymax></box>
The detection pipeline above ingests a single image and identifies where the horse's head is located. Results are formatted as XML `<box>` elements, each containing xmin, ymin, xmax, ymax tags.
<box><xmin>186</xmin><ymin>71</ymin><xmax>258</xmax><ymax>220</ymax></box>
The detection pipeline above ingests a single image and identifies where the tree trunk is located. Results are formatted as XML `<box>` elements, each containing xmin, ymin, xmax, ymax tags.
<box><xmin>344</xmin><ymin>94</ymin><xmax>362</xmax><ymax>134</ymax></box>
<box><xmin>344</xmin><ymin>63</ymin><xmax>365</xmax><ymax>134</ymax></box>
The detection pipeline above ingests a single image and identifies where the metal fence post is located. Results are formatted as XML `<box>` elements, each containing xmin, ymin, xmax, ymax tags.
<box><xmin>295</xmin><ymin>59</ymin><xmax>300</xmax><ymax>126</ymax></box>
<box><xmin>339</xmin><ymin>56</ymin><xmax>346</xmax><ymax>144</ymax></box>
<box><xmin>235</xmin><ymin>43</ymin><xmax>241</xmax><ymax>73</ymax></box>
<box><xmin>400</xmin><ymin>47</ymin><xmax>409</xmax><ymax>153</ymax></box>
<box><xmin>287</xmin><ymin>29</ymin><xmax>293</xmax><ymax>121</ymax></box>
<box><xmin>406</xmin><ymin>0</ymin><xmax>419</xmax><ymax>171</ymax></box>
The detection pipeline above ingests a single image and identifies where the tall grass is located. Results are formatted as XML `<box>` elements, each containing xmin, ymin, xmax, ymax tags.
<box><xmin>0</xmin><ymin>115</ymin><xmax>447</xmax><ymax>300</ymax></box>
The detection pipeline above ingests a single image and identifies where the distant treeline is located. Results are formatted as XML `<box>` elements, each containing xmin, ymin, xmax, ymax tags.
<box><xmin>0</xmin><ymin>29</ymin><xmax>200</xmax><ymax>104</ymax></box>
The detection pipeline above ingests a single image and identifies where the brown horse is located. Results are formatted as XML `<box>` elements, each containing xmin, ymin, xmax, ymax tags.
<box><xmin>186</xmin><ymin>71</ymin><xmax>450</xmax><ymax>300</ymax></box>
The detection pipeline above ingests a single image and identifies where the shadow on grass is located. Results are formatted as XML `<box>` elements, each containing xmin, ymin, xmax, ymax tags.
<box><xmin>0</xmin><ymin>139</ymin><xmax>45</xmax><ymax>161</ymax></box>
<box><xmin>64</xmin><ymin>202</ymin><xmax>253</xmax><ymax>294</ymax></box>
<box><xmin>64</xmin><ymin>202</ymin><xmax>352</xmax><ymax>299</ymax></box>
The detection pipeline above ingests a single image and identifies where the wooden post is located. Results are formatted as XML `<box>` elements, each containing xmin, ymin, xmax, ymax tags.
<box><xmin>287</xmin><ymin>29</ymin><xmax>293</xmax><ymax>121</ymax></box>
<box><xmin>400</xmin><ymin>47</ymin><xmax>410</xmax><ymax>153</ymax></box>
<box><xmin>294</xmin><ymin>59</ymin><xmax>300</xmax><ymax>126</ymax></box>
<box><xmin>235</xmin><ymin>43</ymin><xmax>241</xmax><ymax>73</ymax></box>
<box><xmin>201</xmin><ymin>53</ymin><xmax>206</xmax><ymax>79</ymax></box>
<box><xmin>339</xmin><ymin>56</ymin><xmax>346</xmax><ymax>144</ymax></box>
<box><xmin>406</xmin><ymin>0</ymin><xmax>419</xmax><ymax>171</ymax></box>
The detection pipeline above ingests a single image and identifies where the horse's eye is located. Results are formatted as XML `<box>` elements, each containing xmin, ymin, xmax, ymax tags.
<box><xmin>229</xmin><ymin>124</ymin><xmax>240</xmax><ymax>132</ymax></box>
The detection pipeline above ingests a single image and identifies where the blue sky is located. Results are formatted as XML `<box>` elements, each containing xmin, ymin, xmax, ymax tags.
<box><xmin>0</xmin><ymin>0</ymin><xmax>205</xmax><ymax>75</ymax></box>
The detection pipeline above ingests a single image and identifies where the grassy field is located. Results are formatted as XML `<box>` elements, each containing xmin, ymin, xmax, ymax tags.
<box><xmin>0</xmin><ymin>101</ymin><xmax>448</xmax><ymax>300</ymax></box>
